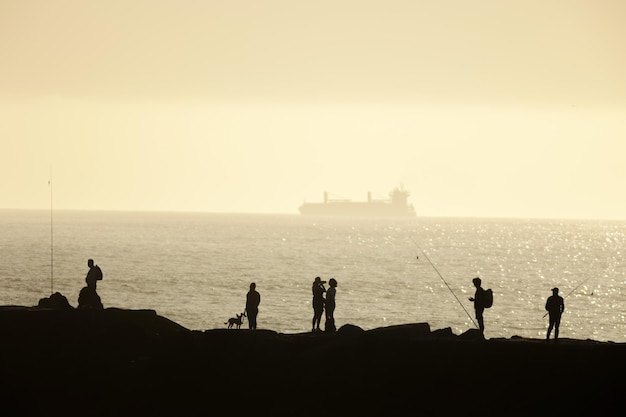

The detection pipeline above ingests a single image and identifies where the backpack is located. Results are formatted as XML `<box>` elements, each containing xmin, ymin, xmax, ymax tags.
<box><xmin>483</xmin><ymin>289</ymin><xmax>493</xmax><ymax>308</ymax></box>
<box><xmin>94</xmin><ymin>265</ymin><xmax>103</xmax><ymax>281</ymax></box>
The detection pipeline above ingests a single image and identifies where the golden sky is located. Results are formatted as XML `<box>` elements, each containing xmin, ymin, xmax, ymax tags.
<box><xmin>1</xmin><ymin>0</ymin><xmax>625</xmax><ymax>219</ymax></box>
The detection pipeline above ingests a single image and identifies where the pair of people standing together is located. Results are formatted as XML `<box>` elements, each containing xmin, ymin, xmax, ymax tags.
<box><xmin>312</xmin><ymin>276</ymin><xmax>338</xmax><ymax>332</ymax></box>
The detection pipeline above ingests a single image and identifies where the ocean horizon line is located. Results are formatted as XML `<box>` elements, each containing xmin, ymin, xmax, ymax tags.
<box><xmin>1</xmin><ymin>207</ymin><xmax>624</xmax><ymax>223</ymax></box>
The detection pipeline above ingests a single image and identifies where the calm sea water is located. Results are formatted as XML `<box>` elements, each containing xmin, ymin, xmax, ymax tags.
<box><xmin>1</xmin><ymin>210</ymin><xmax>625</xmax><ymax>342</ymax></box>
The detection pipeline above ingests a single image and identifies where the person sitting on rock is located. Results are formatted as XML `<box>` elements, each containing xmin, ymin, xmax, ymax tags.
<box><xmin>79</xmin><ymin>259</ymin><xmax>104</xmax><ymax>310</ymax></box>
<box><xmin>85</xmin><ymin>259</ymin><xmax>103</xmax><ymax>290</ymax></box>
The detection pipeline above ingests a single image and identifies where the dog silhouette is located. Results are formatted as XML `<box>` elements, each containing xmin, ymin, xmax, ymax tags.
<box><xmin>225</xmin><ymin>312</ymin><xmax>246</xmax><ymax>329</ymax></box>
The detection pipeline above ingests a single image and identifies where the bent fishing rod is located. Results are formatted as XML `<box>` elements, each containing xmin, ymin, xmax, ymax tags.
<box><xmin>411</xmin><ymin>238</ymin><xmax>478</xmax><ymax>329</ymax></box>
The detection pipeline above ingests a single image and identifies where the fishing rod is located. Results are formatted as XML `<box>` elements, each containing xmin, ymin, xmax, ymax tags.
<box><xmin>563</xmin><ymin>275</ymin><xmax>594</xmax><ymax>300</ymax></box>
<box><xmin>542</xmin><ymin>274</ymin><xmax>594</xmax><ymax>318</ymax></box>
<box><xmin>410</xmin><ymin>237</ymin><xmax>478</xmax><ymax>329</ymax></box>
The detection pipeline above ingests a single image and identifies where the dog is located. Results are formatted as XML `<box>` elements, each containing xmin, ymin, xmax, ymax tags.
<box><xmin>225</xmin><ymin>312</ymin><xmax>246</xmax><ymax>329</ymax></box>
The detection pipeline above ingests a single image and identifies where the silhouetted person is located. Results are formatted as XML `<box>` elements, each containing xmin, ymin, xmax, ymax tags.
<box><xmin>245</xmin><ymin>282</ymin><xmax>261</xmax><ymax>329</ymax></box>
<box><xmin>546</xmin><ymin>287</ymin><xmax>565</xmax><ymax>341</ymax></box>
<box><xmin>85</xmin><ymin>259</ymin><xmax>103</xmax><ymax>290</ymax></box>
<box><xmin>78</xmin><ymin>259</ymin><xmax>104</xmax><ymax>310</ymax></box>
<box><xmin>468</xmin><ymin>277</ymin><xmax>486</xmax><ymax>335</ymax></box>
<box><xmin>325</xmin><ymin>278</ymin><xmax>337</xmax><ymax>332</ymax></box>
<box><xmin>311</xmin><ymin>276</ymin><xmax>326</xmax><ymax>332</ymax></box>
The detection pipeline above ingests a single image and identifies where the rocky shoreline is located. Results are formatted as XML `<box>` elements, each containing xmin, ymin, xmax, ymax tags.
<box><xmin>1</xmin><ymin>305</ymin><xmax>624</xmax><ymax>416</ymax></box>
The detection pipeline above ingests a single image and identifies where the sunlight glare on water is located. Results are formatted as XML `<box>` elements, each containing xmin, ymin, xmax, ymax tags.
<box><xmin>1</xmin><ymin>211</ymin><xmax>624</xmax><ymax>342</ymax></box>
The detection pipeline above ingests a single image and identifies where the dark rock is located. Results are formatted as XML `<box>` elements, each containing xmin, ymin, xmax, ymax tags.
<box><xmin>1</xmin><ymin>309</ymin><xmax>625</xmax><ymax>417</ymax></box>
<box><xmin>460</xmin><ymin>327</ymin><xmax>485</xmax><ymax>340</ymax></box>
<box><xmin>337</xmin><ymin>323</ymin><xmax>365</xmax><ymax>335</ymax></box>
<box><xmin>38</xmin><ymin>292</ymin><xmax>73</xmax><ymax>310</ymax></box>
<box><xmin>367</xmin><ymin>322</ymin><xmax>431</xmax><ymax>339</ymax></box>
<box><xmin>431</xmin><ymin>326</ymin><xmax>455</xmax><ymax>338</ymax></box>
<box><xmin>77</xmin><ymin>286</ymin><xmax>103</xmax><ymax>310</ymax></box>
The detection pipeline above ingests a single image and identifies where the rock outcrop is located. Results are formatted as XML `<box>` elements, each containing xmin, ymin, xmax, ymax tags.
<box><xmin>0</xmin><ymin>304</ymin><xmax>624</xmax><ymax>417</ymax></box>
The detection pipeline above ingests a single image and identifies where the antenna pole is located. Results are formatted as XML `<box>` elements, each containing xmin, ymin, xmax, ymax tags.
<box><xmin>49</xmin><ymin>170</ymin><xmax>53</xmax><ymax>295</ymax></box>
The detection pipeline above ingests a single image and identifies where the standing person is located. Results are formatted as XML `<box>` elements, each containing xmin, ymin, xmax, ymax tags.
<box><xmin>325</xmin><ymin>278</ymin><xmax>338</xmax><ymax>332</ymax></box>
<box><xmin>468</xmin><ymin>277</ymin><xmax>486</xmax><ymax>335</ymax></box>
<box><xmin>545</xmin><ymin>287</ymin><xmax>565</xmax><ymax>341</ymax></box>
<box><xmin>85</xmin><ymin>259</ymin><xmax>103</xmax><ymax>290</ymax></box>
<box><xmin>245</xmin><ymin>282</ymin><xmax>261</xmax><ymax>330</ymax></box>
<box><xmin>311</xmin><ymin>277</ymin><xmax>326</xmax><ymax>332</ymax></box>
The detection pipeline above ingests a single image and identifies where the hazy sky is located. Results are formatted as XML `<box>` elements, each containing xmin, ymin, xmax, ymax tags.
<box><xmin>1</xmin><ymin>0</ymin><xmax>625</xmax><ymax>219</ymax></box>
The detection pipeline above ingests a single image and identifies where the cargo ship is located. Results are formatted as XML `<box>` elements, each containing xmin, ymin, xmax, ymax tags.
<box><xmin>298</xmin><ymin>187</ymin><xmax>416</xmax><ymax>217</ymax></box>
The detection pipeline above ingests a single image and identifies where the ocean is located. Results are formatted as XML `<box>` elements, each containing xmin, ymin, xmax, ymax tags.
<box><xmin>1</xmin><ymin>210</ymin><xmax>625</xmax><ymax>342</ymax></box>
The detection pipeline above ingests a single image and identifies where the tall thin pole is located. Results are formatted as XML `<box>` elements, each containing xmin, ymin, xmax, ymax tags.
<box><xmin>49</xmin><ymin>170</ymin><xmax>53</xmax><ymax>294</ymax></box>
<box><xmin>411</xmin><ymin>238</ymin><xmax>478</xmax><ymax>329</ymax></box>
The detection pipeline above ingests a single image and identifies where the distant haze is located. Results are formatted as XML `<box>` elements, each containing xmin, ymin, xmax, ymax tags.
<box><xmin>2</xmin><ymin>1</ymin><xmax>625</xmax><ymax>219</ymax></box>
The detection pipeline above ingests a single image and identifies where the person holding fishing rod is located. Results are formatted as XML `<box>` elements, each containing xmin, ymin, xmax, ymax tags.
<box><xmin>545</xmin><ymin>287</ymin><xmax>565</xmax><ymax>341</ymax></box>
<box><xmin>411</xmin><ymin>238</ymin><xmax>484</xmax><ymax>333</ymax></box>
<box><xmin>468</xmin><ymin>277</ymin><xmax>488</xmax><ymax>335</ymax></box>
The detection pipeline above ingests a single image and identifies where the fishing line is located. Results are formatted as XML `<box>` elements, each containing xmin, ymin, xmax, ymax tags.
<box><xmin>542</xmin><ymin>274</ymin><xmax>594</xmax><ymax>318</ymax></box>
<box><xmin>563</xmin><ymin>275</ymin><xmax>595</xmax><ymax>299</ymax></box>
<box><xmin>411</xmin><ymin>237</ymin><xmax>478</xmax><ymax>329</ymax></box>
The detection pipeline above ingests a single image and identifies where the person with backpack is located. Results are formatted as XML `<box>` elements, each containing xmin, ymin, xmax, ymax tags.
<box><xmin>79</xmin><ymin>259</ymin><xmax>104</xmax><ymax>310</ymax></box>
<box><xmin>468</xmin><ymin>277</ymin><xmax>490</xmax><ymax>335</ymax></box>
<box><xmin>85</xmin><ymin>259</ymin><xmax>103</xmax><ymax>290</ymax></box>
<box><xmin>545</xmin><ymin>287</ymin><xmax>565</xmax><ymax>341</ymax></box>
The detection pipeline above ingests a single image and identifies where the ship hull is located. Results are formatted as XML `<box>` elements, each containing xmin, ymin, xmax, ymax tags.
<box><xmin>298</xmin><ymin>202</ymin><xmax>415</xmax><ymax>217</ymax></box>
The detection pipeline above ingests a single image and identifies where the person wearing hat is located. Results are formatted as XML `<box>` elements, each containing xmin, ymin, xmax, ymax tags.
<box><xmin>545</xmin><ymin>287</ymin><xmax>565</xmax><ymax>341</ymax></box>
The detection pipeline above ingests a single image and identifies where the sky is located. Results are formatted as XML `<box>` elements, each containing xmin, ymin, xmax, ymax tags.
<box><xmin>1</xmin><ymin>0</ymin><xmax>625</xmax><ymax>219</ymax></box>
